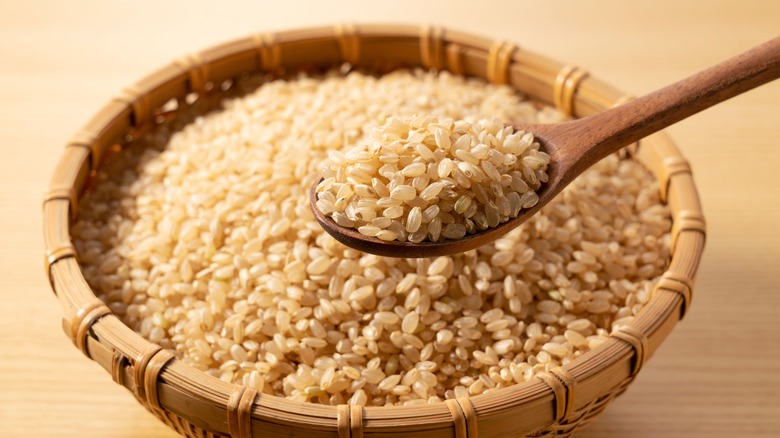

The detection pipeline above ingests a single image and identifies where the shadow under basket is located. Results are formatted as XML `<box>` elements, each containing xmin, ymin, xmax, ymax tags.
<box><xmin>43</xmin><ymin>24</ymin><xmax>706</xmax><ymax>438</ymax></box>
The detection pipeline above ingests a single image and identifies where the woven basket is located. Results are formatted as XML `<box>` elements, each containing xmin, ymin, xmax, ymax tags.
<box><xmin>43</xmin><ymin>24</ymin><xmax>706</xmax><ymax>438</ymax></box>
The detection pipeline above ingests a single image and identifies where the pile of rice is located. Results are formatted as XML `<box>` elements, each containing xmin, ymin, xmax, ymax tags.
<box><xmin>72</xmin><ymin>69</ymin><xmax>671</xmax><ymax>407</ymax></box>
<box><xmin>315</xmin><ymin>115</ymin><xmax>549</xmax><ymax>242</ymax></box>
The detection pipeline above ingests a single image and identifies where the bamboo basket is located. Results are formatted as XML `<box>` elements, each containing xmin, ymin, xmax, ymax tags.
<box><xmin>43</xmin><ymin>24</ymin><xmax>706</xmax><ymax>438</ymax></box>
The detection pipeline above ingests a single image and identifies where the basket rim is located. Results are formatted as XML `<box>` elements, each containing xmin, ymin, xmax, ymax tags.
<box><xmin>43</xmin><ymin>23</ymin><xmax>706</xmax><ymax>438</ymax></box>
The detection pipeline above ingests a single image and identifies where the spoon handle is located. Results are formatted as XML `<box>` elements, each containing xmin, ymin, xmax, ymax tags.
<box><xmin>555</xmin><ymin>36</ymin><xmax>780</xmax><ymax>179</ymax></box>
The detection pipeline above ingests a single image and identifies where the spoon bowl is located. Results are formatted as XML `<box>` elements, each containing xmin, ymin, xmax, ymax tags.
<box><xmin>312</xmin><ymin>36</ymin><xmax>780</xmax><ymax>258</ymax></box>
<box><xmin>310</xmin><ymin>127</ymin><xmax>563</xmax><ymax>258</ymax></box>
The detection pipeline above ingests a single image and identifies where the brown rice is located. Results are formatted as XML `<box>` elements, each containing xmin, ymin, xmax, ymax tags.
<box><xmin>71</xmin><ymin>69</ymin><xmax>671</xmax><ymax>407</ymax></box>
<box><xmin>315</xmin><ymin>115</ymin><xmax>549</xmax><ymax>242</ymax></box>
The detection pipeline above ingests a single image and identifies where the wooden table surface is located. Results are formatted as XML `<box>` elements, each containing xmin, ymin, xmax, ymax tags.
<box><xmin>1</xmin><ymin>1</ymin><xmax>778</xmax><ymax>436</ymax></box>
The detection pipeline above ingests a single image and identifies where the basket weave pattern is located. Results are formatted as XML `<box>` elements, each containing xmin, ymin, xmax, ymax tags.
<box><xmin>43</xmin><ymin>24</ymin><xmax>705</xmax><ymax>438</ymax></box>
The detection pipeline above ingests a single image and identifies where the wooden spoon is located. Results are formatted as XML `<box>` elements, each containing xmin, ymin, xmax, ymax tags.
<box><xmin>311</xmin><ymin>36</ymin><xmax>780</xmax><ymax>258</ymax></box>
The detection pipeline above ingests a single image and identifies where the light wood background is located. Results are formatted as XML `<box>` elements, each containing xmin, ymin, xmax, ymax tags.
<box><xmin>1</xmin><ymin>1</ymin><xmax>778</xmax><ymax>437</ymax></box>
